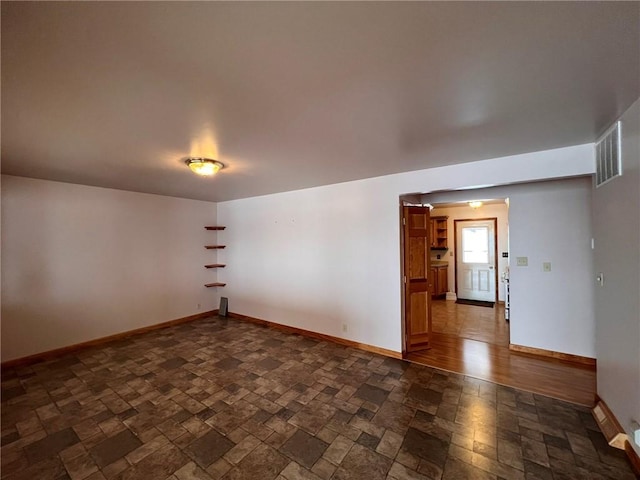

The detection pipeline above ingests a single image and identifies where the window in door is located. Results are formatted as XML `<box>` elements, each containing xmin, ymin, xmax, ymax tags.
<box><xmin>462</xmin><ymin>227</ymin><xmax>489</xmax><ymax>264</ymax></box>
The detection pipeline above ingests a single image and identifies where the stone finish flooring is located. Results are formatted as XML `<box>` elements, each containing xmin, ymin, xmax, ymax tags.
<box><xmin>1</xmin><ymin>316</ymin><xmax>635</xmax><ymax>480</ymax></box>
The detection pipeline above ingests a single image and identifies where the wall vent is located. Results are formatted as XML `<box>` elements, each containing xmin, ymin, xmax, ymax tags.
<box><xmin>595</xmin><ymin>121</ymin><xmax>622</xmax><ymax>187</ymax></box>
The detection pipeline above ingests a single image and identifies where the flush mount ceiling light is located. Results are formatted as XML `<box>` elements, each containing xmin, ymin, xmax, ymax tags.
<box><xmin>185</xmin><ymin>157</ymin><xmax>224</xmax><ymax>176</ymax></box>
<box><xmin>468</xmin><ymin>201</ymin><xmax>483</xmax><ymax>209</ymax></box>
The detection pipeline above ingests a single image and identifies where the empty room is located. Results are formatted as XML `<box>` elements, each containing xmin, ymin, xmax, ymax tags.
<box><xmin>1</xmin><ymin>2</ymin><xmax>639</xmax><ymax>480</ymax></box>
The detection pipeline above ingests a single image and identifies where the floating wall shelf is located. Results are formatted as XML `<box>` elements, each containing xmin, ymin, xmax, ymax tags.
<box><xmin>205</xmin><ymin>225</ymin><xmax>226</xmax><ymax>288</ymax></box>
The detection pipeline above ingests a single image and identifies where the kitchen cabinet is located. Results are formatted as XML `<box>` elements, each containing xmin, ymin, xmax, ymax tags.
<box><xmin>430</xmin><ymin>264</ymin><xmax>448</xmax><ymax>299</ymax></box>
<box><xmin>430</xmin><ymin>216</ymin><xmax>448</xmax><ymax>249</ymax></box>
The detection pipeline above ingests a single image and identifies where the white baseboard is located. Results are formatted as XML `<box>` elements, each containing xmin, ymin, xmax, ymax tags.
<box><xmin>446</xmin><ymin>292</ymin><xmax>457</xmax><ymax>301</ymax></box>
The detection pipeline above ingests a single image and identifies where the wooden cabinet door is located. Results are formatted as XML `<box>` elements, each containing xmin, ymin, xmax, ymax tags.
<box><xmin>438</xmin><ymin>267</ymin><xmax>448</xmax><ymax>296</ymax></box>
<box><xmin>429</xmin><ymin>267</ymin><xmax>437</xmax><ymax>295</ymax></box>
<box><xmin>429</xmin><ymin>221</ymin><xmax>436</xmax><ymax>247</ymax></box>
<box><xmin>403</xmin><ymin>206</ymin><xmax>432</xmax><ymax>352</ymax></box>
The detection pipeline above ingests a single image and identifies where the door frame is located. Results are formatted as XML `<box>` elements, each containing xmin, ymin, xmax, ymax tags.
<box><xmin>453</xmin><ymin>217</ymin><xmax>499</xmax><ymax>302</ymax></box>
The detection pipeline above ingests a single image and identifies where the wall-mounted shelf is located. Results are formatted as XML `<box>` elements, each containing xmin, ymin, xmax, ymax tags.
<box><xmin>430</xmin><ymin>216</ymin><xmax>449</xmax><ymax>249</ymax></box>
<box><xmin>205</xmin><ymin>225</ymin><xmax>226</xmax><ymax>288</ymax></box>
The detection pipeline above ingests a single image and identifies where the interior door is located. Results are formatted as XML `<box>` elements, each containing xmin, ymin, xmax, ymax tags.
<box><xmin>403</xmin><ymin>206</ymin><xmax>432</xmax><ymax>352</ymax></box>
<box><xmin>456</xmin><ymin>219</ymin><xmax>496</xmax><ymax>302</ymax></box>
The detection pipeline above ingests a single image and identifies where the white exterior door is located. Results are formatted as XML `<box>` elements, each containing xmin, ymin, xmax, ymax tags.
<box><xmin>456</xmin><ymin>219</ymin><xmax>496</xmax><ymax>302</ymax></box>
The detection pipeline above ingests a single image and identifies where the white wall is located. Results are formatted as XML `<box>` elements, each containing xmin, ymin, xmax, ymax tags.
<box><xmin>430</xmin><ymin>203</ymin><xmax>509</xmax><ymax>301</ymax></box>
<box><xmin>508</xmin><ymin>179</ymin><xmax>594</xmax><ymax>357</ymax></box>
<box><xmin>1</xmin><ymin>175</ymin><xmax>219</xmax><ymax>361</ymax></box>
<box><xmin>217</xmin><ymin>144</ymin><xmax>594</xmax><ymax>353</ymax></box>
<box><xmin>592</xmin><ymin>99</ymin><xmax>640</xmax><ymax>455</ymax></box>
<box><xmin>424</xmin><ymin>178</ymin><xmax>595</xmax><ymax>358</ymax></box>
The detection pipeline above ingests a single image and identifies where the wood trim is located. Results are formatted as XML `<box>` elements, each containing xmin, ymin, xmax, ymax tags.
<box><xmin>592</xmin><ymin>395</ymin><xmax>628</xmax><ymax>449</ymax></box>
<box><xmin>399</xmin><ymin>203</ymin><xmax>407</xmax><ymax>355</ymax></box>
<box><xmin>493</xmin><ymin>217</ymin><xmax>499</xmax><ymax>302</ymax></box>
<box><xmin>228</xmin><ymin>311</ymin><xmax>402</xmax><ymax>360</ymax></box>
<box><xmin>625</xmin><ymin>440</ymin><xmax>640</xmax><ymax>476</ymax></box>
<box><xmin>454</xmin><ymin>221</ymin><xmax>458</xmax><ymax>297</ymax></box>
<box><xmin>509</xmin><ymin>343</ymin><xmax>596</xmax><ymax>367</ymax></box>
<box><xmin>592</xmin><ymin>395</ymin><xmax>640</xmax><ymax>474</ymax></box>
<box><xmin>1</xmin><ymin>310</ymin><xmax>218</xmax><ymax>370</ymax></box>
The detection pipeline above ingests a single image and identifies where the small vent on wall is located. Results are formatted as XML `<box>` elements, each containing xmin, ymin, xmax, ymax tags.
<box><xmin>595</xmin><ymin>121</ymin><xmax>622</xmax><ymax>187</ymax></box>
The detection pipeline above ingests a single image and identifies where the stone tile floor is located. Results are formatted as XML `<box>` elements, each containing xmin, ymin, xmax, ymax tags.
<box><xmin>1</xmin><ymin>316</ymin><xmax>635</xmax><ymax>480</ymax></box>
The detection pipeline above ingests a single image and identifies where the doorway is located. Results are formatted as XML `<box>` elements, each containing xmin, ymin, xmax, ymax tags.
<box><xmin>399</xmin><ymin>197</ymin><xmax>510</xmax><ymax>360</ymax></box>
<box><xmin>455</xmin><ymin>218</ymin><xmax>498</xmax><ymax>305</ymax></box>
<box><xmin>412</xmin><ymin>201</ymin><xmax>509</xmax><ymax>349</ymax></box>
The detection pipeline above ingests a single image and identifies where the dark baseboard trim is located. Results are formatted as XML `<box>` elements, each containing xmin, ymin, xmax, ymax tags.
<box><xmin>509</xmin><ymin>343</ymin><xmax>596</xmax><ymax>368</ymax></box>
<box><xmin>228</xmin><ymin>311</ymin><xmax>402</xmax><ymax>360</ymax></box>
<box><xmin>1</xmin><ymin>310</ymin><xmax>218</xmax><ymax>370</ymax></box>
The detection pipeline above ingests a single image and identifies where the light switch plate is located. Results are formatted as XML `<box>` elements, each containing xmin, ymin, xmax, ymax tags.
<box><xmin>543</xmin><ymin>262</ymin><xmax>551</xmax><ymax>272</ymax></box>
<box><xmin>516</xmin><ymin>257</ymin><xmax>528</xmax><ymax>267</ymax></box>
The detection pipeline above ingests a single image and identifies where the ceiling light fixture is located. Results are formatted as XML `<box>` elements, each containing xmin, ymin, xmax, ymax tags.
<box><xmin>185</xmin><ymin>157</ymin><xmax>224</xmax><ymax>176</ymax></box>
<box><xmin>468</xmin><ymin>201</ymin><xmax>483</xmax><ymax>209</ymax></box>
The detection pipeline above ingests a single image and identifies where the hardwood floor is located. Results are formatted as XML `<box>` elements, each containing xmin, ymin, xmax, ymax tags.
<box><xmin>407</xmin><ymin>300</ymin><xmax>597</xmax><ymax>407</ymax></box>
<box><xmin>431</xmin><ymin>298</ymin><xmax>509</xmax><ymax>346</ymax></box>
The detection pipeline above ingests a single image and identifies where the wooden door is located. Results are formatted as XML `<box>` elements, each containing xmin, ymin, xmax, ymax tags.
<box><xmin>403</xmin><ymin>206</ymin><xmax>432</xmax><ymax>352</ymax></box>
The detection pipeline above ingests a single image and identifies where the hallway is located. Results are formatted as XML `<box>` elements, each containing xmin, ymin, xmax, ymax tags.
<box><xmin>407</xmin><ymin>301</ymin><xmax>596</xmax><ymax>406</ymax></box>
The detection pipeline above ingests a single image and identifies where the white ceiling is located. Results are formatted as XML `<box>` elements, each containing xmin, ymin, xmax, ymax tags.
<box><xmin>2</xmin><ymin>2</ymin><xmax>638</xmax><ymax>202</ymax></box>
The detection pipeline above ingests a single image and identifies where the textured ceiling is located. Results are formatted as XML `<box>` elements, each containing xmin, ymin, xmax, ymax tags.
<box><xmin>2</xmin><ymin>2</ymin><xmax>638</xmax><ymax>201</ymax></box>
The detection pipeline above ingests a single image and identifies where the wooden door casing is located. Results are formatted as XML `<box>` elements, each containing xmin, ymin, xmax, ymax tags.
<box><xmin>403</xmin><ymin>206</ymin><xmax>432</xmax><ymax>352</ymax></box>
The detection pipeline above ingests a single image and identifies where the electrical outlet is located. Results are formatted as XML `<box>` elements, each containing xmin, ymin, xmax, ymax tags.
<box><xmin>516</xmin><ymin>257</ymin><xmax>528</xmax><ymax>267</ymax></box>
<box><xmin>543</xmin><ymin>262</ymin><xmax>551</xmax><ymax>272</ymax></box>
<box><xmin>449</xmin><ymin>251</ymin><xmax>454</xmax><ymax>257</ymax></box>
<box><xmin>633</xmin><ymin>421</ymin><xmax>640</xmax><ymax>446</ymax></box>
<box><xmin>342</xmin><ymin>323</ymin><xmax>348</xmax><ymax>333</ymax></box>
